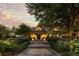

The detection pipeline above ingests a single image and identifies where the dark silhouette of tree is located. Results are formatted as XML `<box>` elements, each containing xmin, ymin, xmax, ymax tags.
<box><xmin>0</xmin><ymin>24</ymin><xmax>10</xmax><ymax>38</ymax></box>
<box><xmin>15</xmin><ymin>23</ymin><xmax>31</xmax><ymax>35</ymax></box>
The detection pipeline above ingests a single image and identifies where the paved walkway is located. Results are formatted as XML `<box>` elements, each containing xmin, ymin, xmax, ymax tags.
<box><xmin>18</xmin><ymin>41</ymin><xmax>60</xmax><ymax>56</ymax></box>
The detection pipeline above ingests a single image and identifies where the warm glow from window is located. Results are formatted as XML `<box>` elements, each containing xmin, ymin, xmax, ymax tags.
<box><xmin>31</xmin><ymin>34</ymin><xmax>37</xmax><ymax>41</ymax></box>
<box><xmin>40</xmin><ymin>34</ymin><xmax>47</xmax><ymax>41</ymax></box>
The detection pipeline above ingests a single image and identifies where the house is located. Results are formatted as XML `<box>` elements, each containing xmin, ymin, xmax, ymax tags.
<box><xmin>30</xmin><ymin>25</ymin><xmax>47</xmax><ymax>41</ymax></box>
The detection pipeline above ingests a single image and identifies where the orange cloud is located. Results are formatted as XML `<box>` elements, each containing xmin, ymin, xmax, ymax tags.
<box><xmin>1</xmin><ymin>10</ymin><xmax>13</xmax><ymax>20</ymax></box>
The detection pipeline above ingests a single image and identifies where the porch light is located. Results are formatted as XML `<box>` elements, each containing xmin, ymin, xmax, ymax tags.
<box><xmin>30</xmin><ymin>33</ymin><xmax>37</xmax><ymax>41</ymax></box>
<box><xmin>40</xmin><ymin>34</ymin><xmax>47</xmax><ymax>41</ymax></box>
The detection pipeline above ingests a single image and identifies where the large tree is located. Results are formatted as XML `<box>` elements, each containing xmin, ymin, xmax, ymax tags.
<box><xmin>26</xmin><ymin>3</ymin><xmax>79</xmax><ymax>33</ymax></box>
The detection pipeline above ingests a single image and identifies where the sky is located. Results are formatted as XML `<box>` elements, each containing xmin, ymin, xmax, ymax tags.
<box><xmin>0</xmin><ymin>3</ymin><xmax>39</xmax><ymax>28</ymax></box>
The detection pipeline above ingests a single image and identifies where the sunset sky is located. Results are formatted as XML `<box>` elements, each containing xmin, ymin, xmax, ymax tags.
<box><xmin>0</xmin><ymin>3</ymin><xmax>39</xmax><ymax>28</ymax></box>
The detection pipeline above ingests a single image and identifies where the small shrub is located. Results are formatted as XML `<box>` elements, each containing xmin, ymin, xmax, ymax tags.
<box><xmin>48</xmin><ymin>37</ymin><xmax>70</xmax><ymax>54</ymax></box>
<box><xmin>56</xmin><ymin>40</ymin><xmax>69</xmax><ymax>53</ymax></box>
<box><xmin>69</xmin><ymin>39</ymin><xmax>79</xmax><ymax>55</ymax></box>
<box><xmin>0</xmin><ymin>37</ymin><xmax>30</xmax><ymax>56</ymax></box>
<box><xmin>62</xmin><ymin>39</ymin><xmax>79</xmax><ymax>56</ymax></box>
<box><xmin>0</xmin><ymin>40</ymin><xmax>5</xmax><ymax>52</ymax></box>
<box><xmin>48</xmin><ymin>37</ymin><xmax>59</xmax><ymax>50</ymax></box>
<box><xmin>16</xmin><ymin>35</ymin><xmax>30</xmax><ymax>43</ymax></box>
<box><xmin>14</xmin><ymin>42</ymin><xmax>30</xmax><ymax>53</ymax></box>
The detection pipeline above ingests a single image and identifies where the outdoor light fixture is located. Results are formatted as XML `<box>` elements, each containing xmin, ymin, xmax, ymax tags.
<box><xmin>40</xmin><ymin>34</ymin><xmax>47</xmax><ymax>41</ymax></box>
<box><xmin>31</xmin><ymin>34</ymin><xmax>37</xmax><ymax>41</ymax></box>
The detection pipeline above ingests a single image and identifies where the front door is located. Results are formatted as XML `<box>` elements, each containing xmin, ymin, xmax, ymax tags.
<box><xmin>38</xmin><ymin>34</ymin><xmax>40</xmax><ymax>40</ymax></box>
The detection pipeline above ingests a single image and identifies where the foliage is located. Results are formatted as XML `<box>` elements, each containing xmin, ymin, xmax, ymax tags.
<box><xmin>56</xmin><ymin>40</ymin><xmax>69</xmax><ymax>53</ymax></box>
<box><xmin>14</xmin><ymin>41</ymin><xmax>30</xmax><ymax>53</ymax></box>
<box><xmin>69</xmin><ymin>39</ymin><xmax>79</xmax><ymax>55</ymax></box>
<box><xmin>26</xmin><ymin>3</ymin><xmax>79</xmax><ymax>32</ymax></box>
<box><xmin>0</xmin><ymin>39</ymin><xmax>16</xmax><ymax>52</ymax></box>
<box><xmin>15</xmin><ymin>23</ymin><xmax>31</xmax><ymax>35</ymax></box>
<box><xmin>0</xmin><ymin>24</ymin><xmax>10</xmax><ymax>38</ymax></box>
<box><xmin>16</xmin><ymin>35</ymin><xmax>30</xmax><ymax>43</ymax></box>
<box><xmin>74</xmin><ymin>20</ymin><xmax>79</xmax><ymax>31</ymax></box>
<box><xmin>0</xmin><ymin>37</ymin><xmax>30</xmax><ymax>56</ymax></box>
<box><xmin>62</xmin><ymin>38</ymin><xmax>79</xmax><ymax>56</ymax></box>
<box><xmin>48</xmin><ymin>37</ymin><xmax>59</xmax><ymax>50</ymax></box>
<box><xmin>48</xmin><ymin>37</ymin><xmax>69</xmax><ymax>54</ymax></box>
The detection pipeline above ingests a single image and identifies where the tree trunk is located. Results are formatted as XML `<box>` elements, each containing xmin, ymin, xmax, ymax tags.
<box><xmin>67</xmin><ymin>4</ymin><xmax>76</xmax><ymax>35</ymax></box>
<box><xmin>67</xmin><ymin>4</ymin><xmax>76</xmax><ymax>49</ymax></box>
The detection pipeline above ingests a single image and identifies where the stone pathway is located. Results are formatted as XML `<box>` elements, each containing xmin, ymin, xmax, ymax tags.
<box><xmin>18</xmin><ymin>41</ymin><xmax>60</xmax><ymax>56</ymax></box>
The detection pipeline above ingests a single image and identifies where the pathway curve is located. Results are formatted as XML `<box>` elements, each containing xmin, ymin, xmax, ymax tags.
<box><xmin>18</xmin><ymin>41</ymin><xmax>60</xmax><ymax>56</ymax></box>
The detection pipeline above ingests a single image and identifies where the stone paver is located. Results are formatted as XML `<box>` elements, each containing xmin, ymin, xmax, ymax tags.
<box><xmin>18</xmin><ymin>41</ymin><xmax>59</xmax><ymax>56</ymax></box>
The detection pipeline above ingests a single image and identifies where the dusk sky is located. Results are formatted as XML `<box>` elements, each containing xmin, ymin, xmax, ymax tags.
<box><xmin>0</xmin><ymin>3</ymin><xmax>39</xmax><ymax>28</ymax></box>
